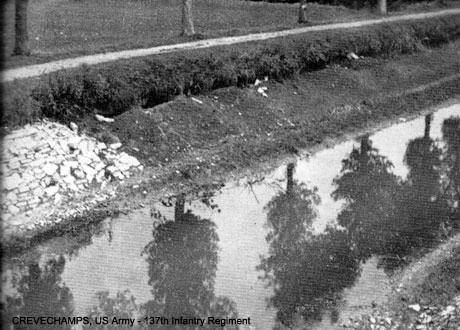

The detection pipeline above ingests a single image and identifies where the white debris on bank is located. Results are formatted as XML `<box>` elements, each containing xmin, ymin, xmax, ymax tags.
<box><xmin>342</xmin><ymin>296</ymin><xmax>460</xmax><ymax>329</ymax></box>
<box><xmin>1</xmin><ymin>120</ymin><xmax>143</xmax><ymax>228</ymax></box>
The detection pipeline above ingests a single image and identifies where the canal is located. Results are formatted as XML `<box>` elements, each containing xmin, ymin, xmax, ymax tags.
<box><xmin>2</xmin><ymin>104</ymin><xmax>459</xmax><ymax>329</ymax></box>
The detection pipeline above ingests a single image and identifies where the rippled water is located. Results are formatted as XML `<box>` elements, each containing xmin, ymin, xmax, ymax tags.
<box><xmin>2</xmin><ymin>104</ymin><xmax>460</xmax><ymax>329</ymax></box>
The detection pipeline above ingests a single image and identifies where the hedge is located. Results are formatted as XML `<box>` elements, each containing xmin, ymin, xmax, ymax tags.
<box><xmin>3</xmin><ymin>15</ymin><xmax>460</xmax><ymax>127</ymax></box>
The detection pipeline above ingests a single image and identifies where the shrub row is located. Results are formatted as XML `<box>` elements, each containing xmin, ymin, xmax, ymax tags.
<box><xmin>3</xmin><ymin>15</ymin><xmax>460</xmax><ymax>126</ymax></box>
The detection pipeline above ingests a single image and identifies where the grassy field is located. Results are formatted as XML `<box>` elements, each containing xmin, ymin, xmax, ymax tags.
<box><xmin>2</xmin><ymin>0</ymin><xmax>459</xmax><ymax>69</ymax></box>
<box><xmin>1</xmin><ymin>0</ymin><xmax>377</xmax><ymax>68</ymax></box>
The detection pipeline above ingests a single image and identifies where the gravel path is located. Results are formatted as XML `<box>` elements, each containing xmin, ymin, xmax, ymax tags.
<box><xmin>2</xmin><ymin>8</ymin><xmax>460</xmax><ymax>82</ymax></box>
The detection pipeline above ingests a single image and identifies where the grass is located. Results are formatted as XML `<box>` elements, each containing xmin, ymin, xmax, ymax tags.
<box><xmin>1</xmin><ymin>0</ymin><xmax>375</xmax><ymax>68</ymax></box>
<box><xmin>79</xmin><ymin>40</ymin><xmax>460</xmax><ymax>167</ymax></box>
<box><xmin>7</xmin><ymin>15</ymin><xmax>454</xmax><ymax>129</ymax></box>
<box><xmin>3</xmin><ymin>0</ymin><xmax>459</xmax><ymax>69</ymax></box>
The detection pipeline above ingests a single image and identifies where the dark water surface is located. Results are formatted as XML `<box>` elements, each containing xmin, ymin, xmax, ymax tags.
<box><xmin>2</xmin><ymin>104</ymin><xmax>460</xmax><ymax>329</ymax></box>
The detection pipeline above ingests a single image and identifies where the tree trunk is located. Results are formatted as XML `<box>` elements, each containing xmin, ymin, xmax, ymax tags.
<box><xmin>286</xmin><ymin>163</ymin><xmax>295</xmax><ymax>196</ymax></box>
<box><xmin>174</xmin><ymin>193</ymin><xmax>186</xmax><ymax>220</ymax></box>
<box><xmin>181</xmin><ymin>0</ymin><xmax>195</xmax><ymax>36</ymax></box>
<box><xmin>14</xmin><ymin>0</ymin><xmax>30</xmax><ymax>55</ymax></box>
<box><xmin>424</xmin><ymin>114</ymin><xmax>432</xmax><ymax>139</ymax></box>
<box><xmin>377</xmin><ymin>0</ymin><xmax>387</xmax><ymax>15</ymax></box>
<box><xmin>298</xmin><ymin>0</ymin><xmax>308</xmax><ymax>24</ymax></box>
<box><xmin>360</xmin><ymin>135</ymin><xmax>371</xmax><ymax>155</ymax></box>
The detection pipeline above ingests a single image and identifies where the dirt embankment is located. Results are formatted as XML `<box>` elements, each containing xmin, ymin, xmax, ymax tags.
<box><xmin>349</xmin><ymin>235</ymin><xmax>460</xmax><ymax>329</ymax></box>
<box><xmin>3</xmin><ymin>40</ymin><xmax>460</xmax><ymax>255</ymax></box>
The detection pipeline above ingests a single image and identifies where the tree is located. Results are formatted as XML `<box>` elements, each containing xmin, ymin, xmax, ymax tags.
<box><xmin>298</xmin><ymin>0</ymin><xmax>308</xmax><ymax>24</ymax></box>
<box><xmin>378</xmin><ymin>0</ymin><xmax>387</xmax><ymax>15</ymax></box>
<box><xmin>181</xmin><ymin>0</ymin><xmax>195</xmax><ymax>36</ymax></box>
<box><xmin>14</xmin><ymin>0</ymin><xmax>30</xmax><ymax>55</ymax></box>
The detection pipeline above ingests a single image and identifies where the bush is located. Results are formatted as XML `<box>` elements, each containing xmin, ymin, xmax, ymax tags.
<box><xmin>2</xmin><ymin>87</ymin><xmax>40</xmax><ymax>127</ymax></box>
<box><xmin>4</xmin><ymin>15</ymin><xmax>460</xmax><ymax>127</ymax></box>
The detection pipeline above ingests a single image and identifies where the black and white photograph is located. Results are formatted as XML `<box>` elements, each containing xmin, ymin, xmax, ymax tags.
<box><xmin>1</xmin><ymin>0</ymin><xmax>460</xmax><ymax>328</ymax></box>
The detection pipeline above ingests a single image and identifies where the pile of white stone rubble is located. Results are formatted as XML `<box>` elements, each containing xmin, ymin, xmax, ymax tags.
<box><xmin>1</xmin><ymin>120</ymin><xmax>143</xmax><ymax>227</ymax></box>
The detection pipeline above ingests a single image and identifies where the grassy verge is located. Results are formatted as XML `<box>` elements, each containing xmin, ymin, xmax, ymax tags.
<box><xmin>2</xmin><ymin>14</ymin><xmax>459</xmax><ymax>129</ymax></box>
<box><xmin>1</xmin><ymin>0</ymin><xmax>373</xmax><ymax>69</ymax></box>
<box><xmin>3</xmin><ymin>0</ymin><xmax>459</xmax><ymax>69</ymax></box>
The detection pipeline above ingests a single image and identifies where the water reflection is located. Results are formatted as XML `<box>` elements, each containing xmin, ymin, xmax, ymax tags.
<box><xmin>332</xmin><ymin>134</ymin><xmax>400</xmax><ymax>261</ymax></box>
<box><xmin>143</xmin><ymin>194</ymin><xmax>238</xmax><ymax>327</ymax></box>
<box><xmin>83</xmin><ymin>290</ymin><xmax>143</xmax><ymax>330</ymax></box>
<box><xmin>260</xmin><ymin>114</ymin><xmax>460</xmax><ymax>328</ymax></box>
<box><xmin>1</xmin><ymin>108</ymin><xmax>459</xmax><ymax>330</ymax></box>
<box><xmin>83</xmin><ymin>194</ymin><xmax>239</xmax><ymax>329</ymax></box>
<box><xmin>2</xmin><ymin>257</ymin><xmax>74</xmax><ymax>330</ymax></box>
<box><xmin>259</xmin><ymin>163</ymin><xmax>360</xmax><ymax>328</ymax></box>
<box><xmin>442</xmin><ymin>117</ymin><xmax>460</xmax><ymax>228</ymax></box>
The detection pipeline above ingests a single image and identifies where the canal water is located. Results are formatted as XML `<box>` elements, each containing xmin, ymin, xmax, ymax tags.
<box><xmin>2</xmin><ymin>104</ymin><xmax>460</xmax><ymax>329</ymax></box>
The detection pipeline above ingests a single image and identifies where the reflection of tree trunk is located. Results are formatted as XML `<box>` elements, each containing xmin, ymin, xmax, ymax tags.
<box><xmin>298</xmin><ymin>0</ymin><xmax>308</xmax><ymax>24</ymax></box>
<box><xmin>181</xmin><ymin>0</ymin><xmax>195</xmax><ymax>36</ymax></box>
<box><xmin>175</xmin><ymin>193</ymin><xmax>186</xmax><ymax>220</ymax></box>
<box><xmin>359</xmin><ymin>135</ymin><xmax>371</xmax><ymax>168</ymax></box>
<box><xmin>14</xmin><ymin>0</ymin><xmax>30</xmax><ymax>55</ymax></box>
<box><xmin>424</xmin><ymin>114</ymin><xmax>432</xmax><ymax>139</ymax></box>
<box><xmin>378</xmin><ymin>0</ymin><xmax>387</xmax><ymax>14</ymax></box>
<box><xmin>360</xmin><ymin>135</ymin><xmax>371</xmax><ymax>154</ymax></box>
<box><xmin>286</xmin><ymin>163</ymin><xmax>295</xmax><ymax>196</ymax></box>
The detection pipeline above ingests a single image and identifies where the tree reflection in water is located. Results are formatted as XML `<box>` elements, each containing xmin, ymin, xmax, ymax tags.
<box><xmin>259</xmin><ymin>163</ymin><xmax>361</xmax><ymax>327</ymax></box>
<box><xmin>83</xmin><ymin>290</ymin><xmax>140</xmax><ymax>329</ymax></box>
<box><xmin>332</xmin><ymin>134</ymin><xmax>401</xmax><ymax>261</ymax></box>
<box><xmin>442</xmin><ymin>117</ymin><xmax>460</xmax><ymax>229</ymax></box>
<box><xmin>261</xmin><ymin>115</ymin><xmax>460</xmax><ymax>328</ymax></box>
<box><xmin>1</xmin><ymin>257</ymin><xmax>74</xmax><ymax>330</ymax></box>
<box><xmin>81</xmin><ymin>193</ymin><xmax>237</xmax><ymax>329</ymax></box>
<box><xmin>142</xmin><ymin>193</ymin><xmax>238</xmax><ymax>329</ymax></box>
<box><xmin>385</xmin><ymin>114</ymin><xmax>447</xmax><ymax>262</ymax></box>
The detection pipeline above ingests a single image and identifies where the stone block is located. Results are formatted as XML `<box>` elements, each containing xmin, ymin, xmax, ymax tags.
<box><xmin>77</xmin><ymin>154</ymin><xmax>92</xmax><ymax>165</ymax></box>
<box><xmin>33</xmin><ymin>187</ymin><xmax>45</xmax><ymax>197</ymax></box>
<box><xmin>109</xmin><ymin>143</ymin><xmax>122</xmax><ymax>150</ymax></box>
<box><xmin>18</xmin><ymin>185</ymin><xmax>29</xmax><ymax>194</ymax></box>
<box><xmin>8</xmin><ymin>205</ymin><xmax>20</xmax><ymax>214</ymax></box>
<box><xmin>72</xmin><ymin>168</ymin><xmax>86</xmax><ymax>180</ymax></box>
<box><xmin>43</xmin><ymin>163</ymin><xmax>59</xmax><ymax>176</ymax></box>
<box><xmin>60</xmin><ymin>164</ymin><xmax>71</xmax><ymax>177</ymax></box>
<box><xmin>44</xmin><ymin>185</ymin><xmax>59</xmax><ymax>196</ymax></box>
<box><xmin>63</xmin><ymin>160</ymin><xmax>79</xmax><ymax>169</ymax></box>
<box><xmin>6</xmin><ymin>190</ymin><xmax>18</xmax><ymax>202</ymax></box>
<box><xmin>4</xmin><ymin>173</ymin><xmax>21</xmax><ymax>190</ymax></box>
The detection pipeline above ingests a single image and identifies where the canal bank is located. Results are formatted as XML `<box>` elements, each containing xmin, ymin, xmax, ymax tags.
<box><xmin>2</xmin><ymin>40</ymin><xmax>460</xmax><ymax>254</ymax></box>
<box><xmin>350</xmin><ymin>234</ymin><xmax>460</xmax><ymax>330</ymax></box>
<box><xmin>2</xmin><ymin>101</ymin><xmax>459</xmax><ymax>329</ymax></box>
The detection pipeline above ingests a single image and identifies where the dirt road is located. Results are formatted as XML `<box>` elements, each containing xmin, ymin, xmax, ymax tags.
<box><xmin>2</xmin><ymin>8</ymin><xmax>460</xmax><ymax>82</ymax></box>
